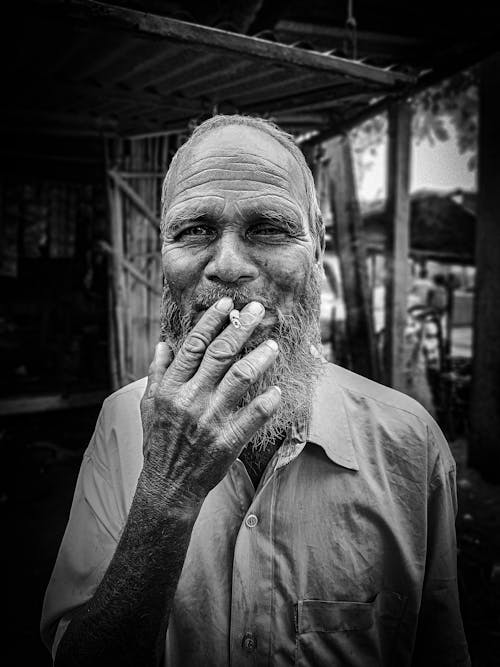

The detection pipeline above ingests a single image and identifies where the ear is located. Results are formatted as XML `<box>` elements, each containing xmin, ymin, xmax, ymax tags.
<box><xmin>314</xmin><ymin>221</ymin><xmax>326</xmax><ymax>265</ymax></box>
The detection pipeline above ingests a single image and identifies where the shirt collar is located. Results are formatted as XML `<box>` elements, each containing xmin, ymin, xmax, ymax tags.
<box><xmin>306</xmin><ymin>362</ymin><xmax>359</xmax><ymax>471</ymax></box>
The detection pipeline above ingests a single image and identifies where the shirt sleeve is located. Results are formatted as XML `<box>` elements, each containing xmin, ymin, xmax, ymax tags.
<box><xmin>411</xmin><ymin>423</ymin><xmax>471</xmax><ymax>666</ymax></box>
<box><xmin>40</xmin><ymin>407</ymin><xmax>124</xmax><ymax>660</ymax></box>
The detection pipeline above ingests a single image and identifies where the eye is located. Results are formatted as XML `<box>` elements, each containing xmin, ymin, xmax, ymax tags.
<box><xmin>177</xmin><ymin>224</ymin><xmax>215</xmax><ymax>239</ymax></box>
<box><xmin>248</xmin><ymin>222</ymin><xmax>287</xmax><ymax>237</ymax></box>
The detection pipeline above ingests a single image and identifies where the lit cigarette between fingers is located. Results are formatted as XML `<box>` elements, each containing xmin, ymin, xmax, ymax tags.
<box><xmin>229</xmin><ymin>309</ymin><xmax>241</xmax><ymax>329</ymax></box>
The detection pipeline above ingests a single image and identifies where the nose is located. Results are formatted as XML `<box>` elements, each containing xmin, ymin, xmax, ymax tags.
<box><xmin>204</xmin><ymin>231</ymin><xmax>259</xmax><ymax>285</ymax></box>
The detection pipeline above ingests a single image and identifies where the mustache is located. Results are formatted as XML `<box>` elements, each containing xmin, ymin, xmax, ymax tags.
<box><xmin>159</xmin><ymin>267</ymin><xmax>324</xmax><ymax>453</ymax></box>
<box><xmin>191</xmin><ymin>285</ymin><xmax>277</xmax><ymax>312</ymax></box>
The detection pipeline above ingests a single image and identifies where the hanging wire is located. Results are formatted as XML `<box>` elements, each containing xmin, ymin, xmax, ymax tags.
<box><xmin>344</xmin><ymin>0</ymin><xmax>358</xmax><ymax>60</ymax></box>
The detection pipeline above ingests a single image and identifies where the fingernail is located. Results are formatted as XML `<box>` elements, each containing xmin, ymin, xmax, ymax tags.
<box><xmin>155</xmin><ymin>341</ymin><xmax>168</xmax><ymax>358</ymax></box>
<box><xmin>265</xmin><ymin>339</ymin><xmax>279</xmax><ymax>352</ymax></box>
<box><xmin>247</xmin><ymin>301</ymin><xmax>264</xmax><ymax>316</ymax></box>
<box><xmin>155</xmin><ymin>342</ymin><xmax>171</xmax><ymax>365</ymax></box>
<box><xmin>215</xmin><ymin>296</ymin><xmax>233</xmax><ymax>312</ymax></box>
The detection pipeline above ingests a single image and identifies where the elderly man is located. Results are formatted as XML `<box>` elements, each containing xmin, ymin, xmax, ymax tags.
<box><xmin>42</xmin><ymin>115</ymin><xmax>470</xmax><ymax>666</ymax></box>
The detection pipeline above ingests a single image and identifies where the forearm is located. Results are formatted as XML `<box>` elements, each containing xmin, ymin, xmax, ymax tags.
<box><xmin>53</xmin><ymin>300</ymin><xmax>279</xmax><ymax>665</ymax></box>
<box><xmin>54</xmin><ymin>471</ymin><xmax>202</xmax><ymax>667</ymax></box>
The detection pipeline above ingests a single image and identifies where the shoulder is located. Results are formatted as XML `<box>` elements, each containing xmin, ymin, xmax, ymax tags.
<box><xmin>323</xmin><ymin>362</ymin><xmax>455</xmax><ymax>475</ymax></box>
<box><xmin>326</xmin><ymin>362</ymin><xmax>431</xmax><ymax>420</ymax></box>
<box><xmin>86</xmin><ymin>378</ymin><xmax>148</xmax><ymax>478</ymax></box>
<box><xmin>102</xmin><ymin>377</ymin><xmax>148</xmax><ymax>412</ymax></box>
<box><xmin>97</xmin><ymin>376</ymin><xmax>148</xmax><ymax>448</ymax></box>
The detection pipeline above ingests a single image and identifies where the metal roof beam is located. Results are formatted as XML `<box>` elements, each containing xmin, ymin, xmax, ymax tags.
<box><xmin>53</xmin><ymin>0</ymin><xmax>415</xmax><ymax>87</ymax></box>
<box><xmin>300</xmin><ymin>34</ymin><xmax>499</xmax><ymax>145</ymax></box>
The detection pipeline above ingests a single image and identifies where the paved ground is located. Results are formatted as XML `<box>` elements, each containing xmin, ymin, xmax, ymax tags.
<box><xmin>450</xmin><ymin>438</ymin><xmax>500</xmax><ymax>666</ymax></box>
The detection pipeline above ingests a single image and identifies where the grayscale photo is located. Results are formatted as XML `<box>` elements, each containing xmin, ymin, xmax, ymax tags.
<box><xmin>1</xmin><ymin>1</ymin><xmax>499</xmax><ymax>665</ymax></box>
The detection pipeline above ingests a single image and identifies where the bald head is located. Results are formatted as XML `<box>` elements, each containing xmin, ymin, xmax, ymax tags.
<box><xmin>161</xmin><ymin>114</ymin><xmax>324</xmax><ymax>256</ymax></box>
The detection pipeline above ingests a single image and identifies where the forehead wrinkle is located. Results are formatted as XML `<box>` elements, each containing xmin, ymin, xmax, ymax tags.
<box><xmin>180</xmin><ymin>165</ymin><xmax>290</xmax><ymax>185</ymax></box>
<box><xmin>236</xmin><ymin>192</ymin><xmax>304</xmax><ymax>210</ymax></box>
<box><xmin>173</xmin><ymin>178</ymin><xmax>293</xmax><ymax>199</ymax></box>
<box><xmin>167</xmin><ymin>194</ymin><xmax>225</xmax><ymax>208</ymax></box>
<box><xmin>164</xmin><ymin>194</ymin><xmax>224</xmax><ymax>223</ymax></box>
<box><xmin>185</xmin><ymin>149</ymin><xmax>291</xmax><ymax>177</ymax></box>
<box><xmin>168</xmin><ymin>132</ymin><xmax>309</xmax><ymax>225</ymax></box>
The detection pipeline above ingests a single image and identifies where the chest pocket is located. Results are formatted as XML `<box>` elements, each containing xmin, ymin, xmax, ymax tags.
<box><xmin>294</xmin><ymin>591</ymin><xmax>407</xmax><ymax>667</ymax></box>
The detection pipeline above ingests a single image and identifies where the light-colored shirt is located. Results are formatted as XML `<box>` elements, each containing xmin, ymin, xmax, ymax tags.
<box><xmin>41</xmin><ymin>362</ymin><xmax>470</xmax><ymax>666</ymax></box>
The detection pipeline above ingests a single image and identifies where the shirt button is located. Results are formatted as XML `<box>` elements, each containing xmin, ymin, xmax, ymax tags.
<box><xmin>245</xmin><ymin>513</ymin><xmax>258</xmax><ymax>528</ymax></box>
<box><xmin>242</xmin><ymin>632</ymin><xmax>257</xmax><ymax>652</ymax></box>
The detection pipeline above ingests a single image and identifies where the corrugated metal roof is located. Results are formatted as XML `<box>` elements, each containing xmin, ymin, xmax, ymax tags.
<box><xmin>363</xmin><ymin>191</ymin><xmax>476</xmax><ymax>263</ymax></box>
<box><xmin>2</xmin><ymin>0</ymin><xmax>417</xmax><ymax>137</ymax></box>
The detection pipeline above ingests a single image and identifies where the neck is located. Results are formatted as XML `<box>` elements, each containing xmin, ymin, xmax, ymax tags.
<box><xmin>239</xmin><ymin>434</ymin><xmax>286</xmax><ymax>489</ymax></box>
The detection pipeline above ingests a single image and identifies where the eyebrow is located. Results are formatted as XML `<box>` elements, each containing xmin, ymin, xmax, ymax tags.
<box><xmin>245</xmin><ymin>209</ymin><xmax>303</xmax><ymax>235</ymax></box>
<box><xmin>163</xmin><ymin>211</ymin><xmax>213</xmax><ymax>236</ymax></box>
<box><xmin>163</xmin><ymin>202</ymin><xmax>305</xmax><ymax>237</ymax></box>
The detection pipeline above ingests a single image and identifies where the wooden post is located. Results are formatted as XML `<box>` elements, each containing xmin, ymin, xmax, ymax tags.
<box><xmin>469</xmin><ymin>53</ymin><xmax>500</xmax><ymax>482</ymax></box>
<box><xmin>324</xmin><ymin>134</ymin><xmax>380</xmax><ymax>380</ymax></box>
<box><xmin>110</xmin><ymin>136</ymin><xmax>165</xmax><ymax>383</ymax></box>
<box><xmin>108</xmin><ymin>168</ymin><xmax>161</xmax><ymax>231</ymax></box>
<box><xmin>108</xmin><ymin>174</ymin><xmax>127</xmax><ymax>389</ymax></box>
<box><xmin>107</xmin><ymin>262</ymin><xmax>119</xmax><ymax>391</ymax></box>
<box><xmin>104</xmin><ymin>139</ymin><xmax>118</xmax><ymax>391</ymax></box>
<box><xmin>99</xmin><ymin>241</ymin><xmax>162</xmax><ymax>295</ymax></box>
<box><xmin>384</xmin><ymin>101</ymin><xmax>412</xmax><ymax>390</ymax></box>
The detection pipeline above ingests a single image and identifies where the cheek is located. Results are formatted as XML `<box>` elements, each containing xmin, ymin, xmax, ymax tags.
<box><xmin>161</xmin><ymin>247</ymin><xmax>204</xmax><ymax>299</ymax></box>
<box><xmin>263</xmin><ymin>250</ymin><xmax>314</xmax><ymax>306</ymax></box>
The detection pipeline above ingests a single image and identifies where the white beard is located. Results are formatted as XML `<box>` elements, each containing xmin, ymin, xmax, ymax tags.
<box><xmin>159</xmin><ymin>264</ymin><xmax>324</xmax><ymax>454</ymax></box>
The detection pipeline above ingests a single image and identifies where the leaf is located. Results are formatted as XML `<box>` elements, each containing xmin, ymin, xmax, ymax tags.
<box><xmin>467</xmin><ymin>154</ymin><xmax>477</xmax><ymax>171</ymax></box>
<box><xmin>434</xmin><ymin>123</ymin><xmax>449</xmax><ymax>142</ymax></box>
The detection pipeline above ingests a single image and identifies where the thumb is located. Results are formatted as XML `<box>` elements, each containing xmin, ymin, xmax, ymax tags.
<box><xmin>144</xmin><ymin>341</ymin><xmax>173</xmax><ymax>400</ymax></box>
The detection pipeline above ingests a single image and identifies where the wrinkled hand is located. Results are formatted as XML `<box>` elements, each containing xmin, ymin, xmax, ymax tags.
<box><xmin>140</xmin><ymin>298</ymin><xmax>281</xmax><ymax>504</ymax></box>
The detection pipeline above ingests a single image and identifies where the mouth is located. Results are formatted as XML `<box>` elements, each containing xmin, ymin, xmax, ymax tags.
<box><xmin>192</xmin><ymin>307</ymin><xmax>277</xmax><ymax>330</ymax></box>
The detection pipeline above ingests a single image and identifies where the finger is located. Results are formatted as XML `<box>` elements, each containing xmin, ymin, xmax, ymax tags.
<box><xmin>221</xmin><ymin>385</ymin><xmax>282</xmax><ymax>453</ymax></box>
<box><xmin>143</xmin><ymin>341</ymin><xmax>173</xmax><ymax>401</ymax></box>
<box><xmin>193</xmin><ymin>301</ymin><xmax>266</xmax><ymax>385</ymax></box>
<box><xmin>165</xmin><ymin>296</ymin><xmax>234</xmax><ymax>384</ymax></box>
<box><xmin>212</xmin><ymin>339</ymin><xmax>279</xmax><ymax>412</ymax></box>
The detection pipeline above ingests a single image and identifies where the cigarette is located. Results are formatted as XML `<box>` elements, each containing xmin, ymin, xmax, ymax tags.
<box><xmin>229</xmin><ymin>309</ymin><xmax>241</xmax><ymax>328</ymax></box>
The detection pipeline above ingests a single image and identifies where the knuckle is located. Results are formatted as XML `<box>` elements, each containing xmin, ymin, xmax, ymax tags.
<box><xmin>195</xmin><ymin>412</ymin><xmax>211</xmax><ymax>432</ymax></box>
<box><xmin>172</xmin><ymin>387</ymin><xmax>195</xmax><ymax>412</ymax></box>
<box><xmin>183</xmin><ymin>332</ymin><xmax>209</xmax><ymax>355</ymax></box>
<box><xmin>239</xmin><ymin>311</ymin><xmax>259</xmax><ymax>326</ymax></box>
<box><xmin>173</xmin><ymin>354</ymin><xmax>194</xmax><ymax>374</ymax></box>
<box><xmin>231</xmin><ymin>359</ymin><xmax>258</xmax><ymax>384</ymax></box>
<box><xmin>207</xmin><ymin>337</ymin><xmax>235</xmax><ymax>360</ymax></box>
<box><xmin>255</xmin><ymin>395</ymin><xmax>275</xmax><ymax>418</ymax></box>
<box><xmin>205</xmin><ymin>309</ymin><xmax>226</xmax><ymax>326</ymax></box>
<box><xmin>221</xmin><ymin>421</ymin><xmax>243</xmax><ymax>450</ymax></box>
<box><xmin>152</xmin><ymin>386</ymin><xmax>192</xmax><ymax>420</ymax></box>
